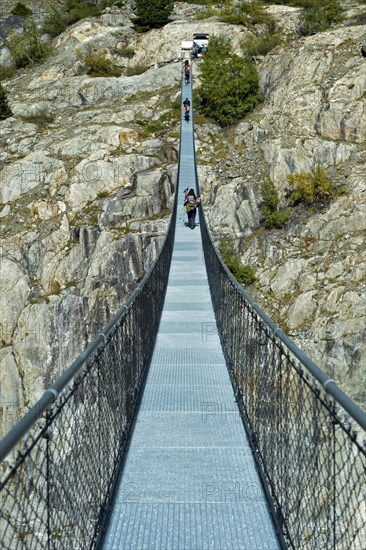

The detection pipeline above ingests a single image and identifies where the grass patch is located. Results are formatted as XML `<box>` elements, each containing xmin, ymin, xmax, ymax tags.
<box><xmin>0</xmin><ymin>66</ymin><xmax>17</xmax><ymax>81</ymax></box>
<box><xmin>241</xmin><ymin>31</ymin><xmax>282</xmax><ymax>58</ymax></box>
<box><xmin>23</xmin><ymin>112</ymin><xmax>55</xmax><ymax>126</ymax></box>
<box><xmin>139</xmin><ymin>119</ymin><xmax>166</xmax><ymax>137</ymax></box>
<box><xmin>78</xmin><ymin>49</ymin><xmax>123</xmax><ymax>77</ymax></box>
<box><xmin>125</xmin><ymin>64</ymin><xmax>149</xmax><ymax>76</ymax></box>
<box><xmin>115</xmin><ymin>44</ymin><xmax>135</xmax><ymax>58</ymax></box>
<box><xmin>96</xmin><ymin>190</ymin><xmax>110</xmax><ymax>199</ymax></box>
<box><xmin>216</xmin><ymin>1</ymin><xmax>275</xmax><ymax>27</ymax></box>
<box><xmin>195</xmin><ymin>7</ymin><xmax>219</xmax><ymax>20</ymax></box>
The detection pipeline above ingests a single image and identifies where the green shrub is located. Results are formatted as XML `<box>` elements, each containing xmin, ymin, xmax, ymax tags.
<box><xmin>11</xmin><ymin>2</ymin><xmax>32</xmax><ymax>16</ymax></box>
<box><xmin>261</xmin><ymin>178</ymin><xmax>279</xmax><ymax>211</ymax></box>
<box><xmin>260</xmin><ymin>178</ymin><xmax>290</xmax><ymax>228</ymax></box>
<box><xmin>133</xmin><ymin>0</ymin><xmax>174</xmax><ymax>32</ymax></box>
<box><xmin>116</xmin><ymin>44</ymin><xmax>135</xmax><ymax>58</ymax></box>
<box><xmin>42</xmin><ymin>0</ymin><xmax>101</xmax><ymax>38</ymax></box>
<box><xmin>7</xmin><ymin>18</ymin><xmax>50</xmax><ymax>67</ymax></box>
<box><xmin>241</xmin><ymin>31</ymin><xmax>282</xmax><ymax>58</ymax></box>
<box><xmin>0</xmin><ymin>66</ymin><xmax>17</xmax><ymax>81</ymax></box>
<box><xmin>137</xmin><ymin>118</ymin><xmax>166</xmax><ymax>137</ymax></box>
<box><xmin>195</xmin><ymin>7</ymin><xmax>219</xmax><ymax>20</ymax></box>
<box><xmin>182</xmin><ymin>0</ymin><xmax>217</xmax><ymax>4</ymax></box>
<box><xmin>125</xmin><ymin>64</ymin><xmax>149</xmax><ymax>76</ymax></box>
<box><xmin>262</xmin><ymin>0</ymin><xmax>344</xmax><ymax>32</ymax></box>
<box><xmin>25</xmin><ymin>111</ymin><xmax>55</xmax><ymax>126</ymax></box>
<box><xmin>299</xmin><ymin>0</ymin><xmax>343</xmax><ymax>35</ymax></box>
<box><xmin>219</xmin><ymin>238</ymin><xmax>256</xmax><ymax>285</ymax></box>
<box><xmin>0</xmin><ymin>84</ymin><xmax>12</xmax><ymax>120</ymax></box>
<box><xmin>225</xmin><ymin>1</ymin><xmax>274</xmax><ymax>26</ymax></box>
<box><xmin>288</xmin><ymin>166</ymin><xmax>344</xmax><ymax>205</ymax></box>
<box><xmin>197</xmin><ymin>35</ymin><xmax>261</xmax><ymax>126</ymax></box>
<box><xmin>220</xmin><ymin>8</ymin><xmax>250</xmax><ymax>26</ymax></box>
<box><xmin>82</xmin><ymin>50</ymin><xmax>123</xmax><ymax>77</ymax></box>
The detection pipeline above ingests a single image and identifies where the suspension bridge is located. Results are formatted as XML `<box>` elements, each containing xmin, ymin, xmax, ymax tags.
<box><xmin>0</xmin><ymin>69</ymin><xmax>365</xmax><ymax>550</ymax></box>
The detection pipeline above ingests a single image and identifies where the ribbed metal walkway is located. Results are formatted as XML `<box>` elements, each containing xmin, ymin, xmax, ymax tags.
<box><xmin>101</xmin><ymin>76</ymin><xmax>281</xmax><ymax>549</ymax></box>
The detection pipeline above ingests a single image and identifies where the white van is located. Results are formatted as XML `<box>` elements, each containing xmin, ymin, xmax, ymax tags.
<box><xmin>193</xmin><ymin>32</ymin><xmax>209</xmax><ymax>54</ymax></box>
<box><xmin>179</xmin><ymin>33</ymin><xmax>209</xmax><ymax>60</ymax></box>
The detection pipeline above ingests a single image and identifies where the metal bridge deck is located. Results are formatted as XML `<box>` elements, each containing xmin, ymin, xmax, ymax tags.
<box><xmin>101</xmin><ymin>77</ymin><xmax>280</xmax><ymax>550</ymax></box>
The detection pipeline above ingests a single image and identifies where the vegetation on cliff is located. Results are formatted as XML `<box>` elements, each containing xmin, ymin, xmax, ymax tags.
<box><xmin>0</xmin><ymin>84</ymin><xmax>12</xmax><ymax>119</ymax></box>
<box><xmin>197</xmin><ymin>35</ymin><xmax>260</xmax><ymax>126</ymax></box>
<box><xmin>133</xmin><ymin>0</ymin><xmax>174</xmax><ymax>31</ymax></box>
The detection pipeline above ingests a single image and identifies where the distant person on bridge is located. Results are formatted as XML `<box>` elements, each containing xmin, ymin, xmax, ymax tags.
<box><xmin>184</xmin><ymin>188</ymin><xmax>200</xmax><ymax>229</ymax></box>
<box><xmin>184</xmin><ymin>66</ymin><xmax>190</xmax><ymax>85</ymax></box>
<box><xmin>183</xmin><ymin>97</ymin><xmax>190</xmax><ymax>120</ymax></box>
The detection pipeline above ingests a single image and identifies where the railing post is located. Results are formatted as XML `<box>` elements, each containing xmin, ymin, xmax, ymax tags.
<box><xmin>44</xmin><ymin>412</ymin><xmax>51</xmax><ymax>550</ymax></box>
<box><xmin>332</xmin><ymin>403</ymin><xmax>336</xmax><ymax>550</ymax></box>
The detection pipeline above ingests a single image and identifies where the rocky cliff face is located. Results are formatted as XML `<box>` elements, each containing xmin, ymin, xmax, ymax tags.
<box><xmin>0</xmin><ymin>2</ymin><xmax>365</xmax><ymax>437</ymax></box>
<box><xmin>0</xmin><ymin>5</ymin><xmax>180</xmax><ymax>436</ymax></box>
<box><xmin>195</xmin><ymin>12</ymin><xmax>366</xmax><ymax>409</ymax></box>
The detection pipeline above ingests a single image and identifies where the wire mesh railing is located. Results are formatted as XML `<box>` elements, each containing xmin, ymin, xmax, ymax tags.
<box><xmin>0</xmin><ymin>168</ymin><xmax>178</xmax><ymax>550</ymax></box>
<box><xmin>198</xmin><ymin>197</ymin><xmax>366</xmax><ymax>548</ymax></box>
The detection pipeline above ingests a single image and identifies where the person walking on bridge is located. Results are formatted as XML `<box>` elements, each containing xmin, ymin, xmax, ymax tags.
<box><xmin>184</xmin><ymin>66</ymin><xmax>190</xmax><ymax>85</ymax></box>
<box><xmin>183</xmin><ymin>97</ymin><xmax>190</xmax><ymax>120</ymax></box>
<box><xmin>184</xmin><ymin>188</ymin><xmax>200</xmax><ymax>229</ymax></box>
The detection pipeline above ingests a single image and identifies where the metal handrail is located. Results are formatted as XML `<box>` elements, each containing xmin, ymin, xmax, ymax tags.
<box><xmin>193</xmin><ymin>150</ymin><xmax>366</xmax><ymax>432</ymax></box>
<box><xmin>0</xmin><ymin>104</ymin><xmax>182</xmax><ymax>467</ymax></box>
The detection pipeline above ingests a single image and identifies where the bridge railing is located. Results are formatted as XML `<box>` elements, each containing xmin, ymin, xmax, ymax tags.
<box><xmin>197</xmin><ymin>179</ymin><xmax>366</xmax><ymax>547</ymax></box>
<box><xmin>0</xmin><ymin>138</ymin><xmax>180</xmax><ymax>550</ymax></box>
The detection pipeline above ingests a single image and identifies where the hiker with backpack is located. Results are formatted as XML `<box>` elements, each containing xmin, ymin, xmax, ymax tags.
<box><xmin>184</xmin><ymin>188</ymin><xmax>201</xmax><ymax>229</ymax></box>
<box><xmin>183</xmin><ymin>97</ymin><xmax>190</xmax><ymax>120</ymax></box>
<box><xmin>184</xmin><ymin>66</ymin><xmax>190</xmax><ymax>85</ymax></box>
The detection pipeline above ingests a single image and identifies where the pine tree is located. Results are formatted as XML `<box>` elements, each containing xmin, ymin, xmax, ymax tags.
<box><xmin>0</xmin><ymin>85</ymin><xmax>12</xmax><ymax>120</ymax></box>
<box><xmin>133</xmin><ymin>0</ymin><xmax>174</xmax><ymax>31</ymax></box>
<box><xmin>197</xmin><ymin>36</ymin><xmax>260</xmax><ymax>126</ymax></box>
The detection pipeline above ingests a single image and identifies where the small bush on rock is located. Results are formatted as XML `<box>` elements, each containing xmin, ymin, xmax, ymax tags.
<box><xmin>42</xmin><ymin>0</ymin><xmax>102</xmax><ymax>37</ymax></box>
<box><xmin>125</xmin><ymin>64</ymin><xmax>149</xmax><ymax>76</ymax></box>
<box><xmin>11</xmin><ymin>2</ymin><xmax>32</xmax><ymax>16</ymax></box>
<box><xmin>219</xmin><ymin>238</ymin><xmax>256</xmax><ymax>286</ymax></box>
<box><xmin>0</xmin><ymin>66</ymin><xmax>17</xmax><ymax>81</ymax></box>
<box><xmin>221</xmin><ymin>1</ymin><xmax>273</xmax><ymax>27</ymax></box>
<box><xmin>241</xmin><ymin>31</ymin><xmax>282</xmax><ymax>58</ymax></box>
<box><xmin>299</xmin><ymin>0</ymin><xmax>343</xmax><ymax>35</ymax></box>
<box><xmin>133</xmin><ymin>0</ymin><xmax>174</xmax><ymax>32</ymax></box>
<box><xmin>0</xmin><ymin>85</ymin><xmax>12</xmax><ymax>120</ymax></box>
<box><xmin>260</xmin><ymin>178</ymin><xmax>290</xmax><ymax>228</ymax></box>
<box><xmin>7</xmin><ymin>18</ymin><xmax>50</xmax><ymax>67</ymax></box>
<box><xmin>116</xmin><ymin>44</ymin><xmax>135</xmax><ymax>58</ymax></box>
<box><xmin>288</xmin><ymin>166</ymin><xmax>344</xmax><ymax>205</ymax></box>
<box><xmin>81</xmin><ymin>49</ymin><xmax>123</xmax><ymax>77</ymax></box>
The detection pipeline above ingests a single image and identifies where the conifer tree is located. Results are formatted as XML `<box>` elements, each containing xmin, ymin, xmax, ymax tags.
<box><xmin>197</xmin><ymin>36</ymin><xmax>260</xmax><ymax>126</ymax></box>
<box><xmin>0</xmin><ymin>85</ymin><xmax>12</xmax><ymax>120</ymax></box>
<box><xmin>133</xmin><ymin>0</ymin><xmax>174</xmax><ymax>31</ymax></box>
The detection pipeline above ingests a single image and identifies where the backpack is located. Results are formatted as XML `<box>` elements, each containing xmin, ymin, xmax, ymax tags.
<box><xmin>185</xmin><ymin>68</ymin><xmax>190</xmax><ymax>78</ymax></box>
<box><xmin>185</xmin><ymin>195</ymin><xmax>196</xmax><ymax>212</ymax></box>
